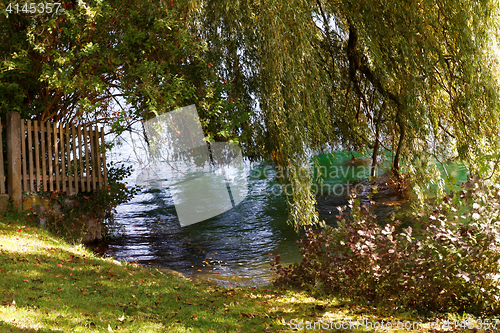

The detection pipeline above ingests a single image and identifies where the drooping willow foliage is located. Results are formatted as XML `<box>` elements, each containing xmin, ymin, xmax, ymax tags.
<box><xmin>2</xmin><ymin>0</ymin><xmax>500</xmax><ymax>228</ymax></box>
<box><xmin>183</xmin><ymin>0</ymin><xmax>500</xmax><ymax>228</ymax></box>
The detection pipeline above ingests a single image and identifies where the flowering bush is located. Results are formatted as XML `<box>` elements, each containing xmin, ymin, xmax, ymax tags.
<box><xmin>271</xmin><ymin>177</ymin><xmax>500</xmax><ymax>314</ymax></box>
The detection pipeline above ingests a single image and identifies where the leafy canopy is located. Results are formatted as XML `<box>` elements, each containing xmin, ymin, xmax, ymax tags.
<box><xmin>2</xmin><ymin>0</ymin><xmax>500</xmax><ymax>228</ymax></box>
<box><xmin>0</xmin><ymin>0</ymin><xmax>244</xmax><ymax>144</ymax></box>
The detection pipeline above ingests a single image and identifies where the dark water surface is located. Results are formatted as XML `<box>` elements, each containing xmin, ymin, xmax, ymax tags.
<box><xmin>92</xmin><ymin>151</ymin><xmax>467</xmax><ymax>286</ymax></box>
<box><xmin>105</xmin><ymin>174</ymin><xmax>299</xmax><ymax>286</ymax></box>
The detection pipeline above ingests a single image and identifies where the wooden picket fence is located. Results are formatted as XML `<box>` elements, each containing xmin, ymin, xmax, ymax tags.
<box><xmin>0</xmin><ymin>113</ymin><xmax>107</xmax><ymax>196</ymax></box>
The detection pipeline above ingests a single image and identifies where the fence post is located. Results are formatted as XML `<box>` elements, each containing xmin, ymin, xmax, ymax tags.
<box><xmin>7</xmin><ymin>111</ymin><xmax>22</xmax><ymax>210</ymax></box>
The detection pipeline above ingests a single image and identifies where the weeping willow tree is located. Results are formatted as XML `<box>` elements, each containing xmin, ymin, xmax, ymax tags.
<box><xmin>182</xmin><ymin>0</ymin><xmax>500</xmax><ymax>228</ymax></box>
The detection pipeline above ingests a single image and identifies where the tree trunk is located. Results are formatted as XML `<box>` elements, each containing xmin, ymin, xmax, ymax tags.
<box><xmin>371</xmin><ymin>102</ymin><xmax>385</xmax><ymax>177</ymax></box>
<box><xmin>392</xmin><ymin>110</ymin><xmax>405</xmax><ymax>180</ymax></box>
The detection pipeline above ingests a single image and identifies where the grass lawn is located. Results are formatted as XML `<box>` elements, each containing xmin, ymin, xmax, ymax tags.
<box><xmin>0</xmin><ymin>210</ymin><xmax>494</xmax><ymax>332</ymax></box>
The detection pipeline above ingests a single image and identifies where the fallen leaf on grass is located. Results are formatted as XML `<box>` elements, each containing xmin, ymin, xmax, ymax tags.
<box><xmin>241</xmin><ymin>313</ymin><xmax>265</xmax><ymax>318</ymax></box>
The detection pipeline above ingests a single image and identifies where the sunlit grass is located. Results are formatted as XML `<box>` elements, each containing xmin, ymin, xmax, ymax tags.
<box><xmin>0</xmin><ymin>210</ymin><xmax>495</xmax><ymax>332</ymax></box>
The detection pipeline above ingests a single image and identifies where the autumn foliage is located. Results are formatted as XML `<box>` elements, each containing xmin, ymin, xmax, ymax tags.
<box><xmin>272</xmin><ymin>178</ymin><xmax>500</xmax><ymax>314</ymax></box>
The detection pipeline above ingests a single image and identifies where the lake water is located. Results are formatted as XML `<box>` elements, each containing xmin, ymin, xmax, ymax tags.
<box><xmin>95</xmin><ymin>146</ymin><xmax>467</xmax><ymax>286</ymax></box>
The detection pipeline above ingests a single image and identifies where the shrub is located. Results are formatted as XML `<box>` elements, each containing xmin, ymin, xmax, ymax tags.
<box><xmin>76</xmin><ymin>162</ymin><xmax>137</xmax><ymax>221</ymax></box>
<box><xmin>40</xmin><ymin>162</ymin><xmax>137</xmax><ymax>242</ymax></box>
<box><xmin>271</xmin><ymin>177</ymin><xmax>500</xmax><ymax>314</ymax></box>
